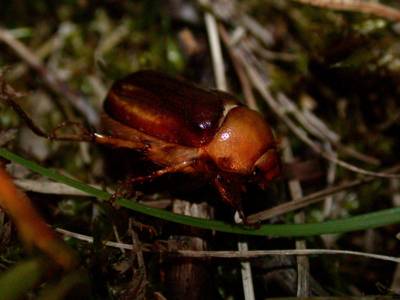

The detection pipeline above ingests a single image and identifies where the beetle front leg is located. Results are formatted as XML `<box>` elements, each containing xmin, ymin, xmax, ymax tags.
<box><xmin>213</xmin><ymin>174</ymin><xmax>247</xmax><ymax>223</ymax></box>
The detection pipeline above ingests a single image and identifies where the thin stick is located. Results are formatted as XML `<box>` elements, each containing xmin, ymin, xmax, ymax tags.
<box><xmin>128</xmin><ymin>218</ymin><xmax>147</xmax><ymax>295</ymax></box>
<box><xmin>293</xmin><ymin>0</ymin><xmax>400</xmax><ymax>22</ymax></box>
<box><xmin>219</xmin><ymin>25</ymin><xmax>258</xmax><ymax>111</ymax></box>
<box><xmin>55</xmin><ymin>228</ymin><xmax>400</xmax><ymax>263</ymax></box>
<box><xmin>7</xmin><ymin>23</ymin><xmax>75</xmax><ymax>80</ymax></box>
<box><xmin>0</xmin><ymin>27</ymin><xmax>99</xmax><ymax>126</ymax></box>
<box><xmin>204</xmin><ymin>13</ymin><xmax>227</xmax><ymax>91</ymax></box>
<box><xmin>323</xmin><ymin>142</ymin><xmax>337</xmax><ymax>218</ymax></box>
<box><xmin>174</xmin><ymin>249</ymin><xmax>400</xmax><ymax>263</ymax></box>
<box><xmin>13</xmin><ymin>179</ymin><xmax>96</xmax><ymax>196</ymax></box>
<box><xmin>283</xmin><ymin>138</ymin><xmax>310</xmax><ymax>297</ymax></box>
<box><xmin>277</xmin><ymin>93</ymin><xmax>380</xmax><ymax>166</ymax></box>
<box><xmin>112</xmin><ymin>225</ymin><xmax>126</xmax><ymax>255</ymax></box>
<box><xmin>247</xmin><ymin>164</ymin><xmax>400</xmax><ymax>223</ymax></box>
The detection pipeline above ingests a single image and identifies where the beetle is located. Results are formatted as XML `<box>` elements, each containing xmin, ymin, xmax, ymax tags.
<box><xmin>94</xmin><ymin>70</ymin><xmax>281</xmax><ymax>220</ymax></box>
<box><xmin>2</xmin><ymin>70</ymin><xmax>280</xmax><ymax>221</ymax></box>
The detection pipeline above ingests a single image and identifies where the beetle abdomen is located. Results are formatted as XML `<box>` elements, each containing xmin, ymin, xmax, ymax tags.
<box><xmin>104</xmin><ymin>71</ymin><xmax>233</xmax><ymax>147</ymax></box>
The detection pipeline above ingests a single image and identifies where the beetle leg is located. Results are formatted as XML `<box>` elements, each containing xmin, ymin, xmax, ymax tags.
<box><xmin>213</xmin><ymin>174</ymin><xmax>246</xmax><ymax>222</ymax></box>
<box><xmin>124</xmin><ymin>159</ymin><xmax>196</xmax><ymax>185</ymax></box>
<box><xmin>110</xmin><ymin>159</ymin><xmax>197</xmax><ymax>203</ymax></box>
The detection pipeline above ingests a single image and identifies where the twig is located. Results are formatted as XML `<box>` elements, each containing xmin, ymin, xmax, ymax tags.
<box><xmin>56</xmin><ymin>228</ymin><xmax>143</xmax><ymax>250</ymax></box>
<box><xmin>247</xmin><ymin>38</ymin><xmax>298</xmax><ymax>62</ymax></box>
<box><xmin>204</xmin><ymin>12</ymin><xmax>227</xmax><ymax>91</ymax></box>
<box><xmin>55</xmin><ymin>228</ymin><xmax>400</xmax><ymax>263</ymax></box>
<box><xmin>199</xmin><ymin>0</ymin><xmax>275</xmax><ymax>47</ymax></box>
<box><xmin>283</xmin><ymin>138</ymin><xmax>310</xmax><ymax>297</ymax></box>
<box><xmin>323</xmin><ymin>142</ymin><xmax>337</xmax><ymax>218</ymax></box>
<box><xmin>247</xmin><ymin>164</ymin><xmax>400</xmax><ymax>223</ymax></box>
<box><xmin>112</xmin><ymin>225</ymin><xmax>126</xmax><ymax>255</ymax></box>
<box><xmin>13</xmin><ymin>179</ymin><xmax>95</xmax><ymax>196</ymax></box>
<box><xmin>0</xmin><ymin>27</ymin><xmax>99</xmax><ymax>126</ymax></box>
<box><xmin>239</xmin><ymin>14</ymin><xmax>275</xmax><ymax>48</ymax></box>
<box><xmin>13</xmin><ymin>177</ymin><xmax>172</xmax><ymax>208</ymax></box>
<box><xmin>293</xmin><ymin>0</ymin><xmax>400</xmax><ymax>22</ymax></box>
<box><xmin>174</xmin><ymin>249</ymin><xmax>400</xmax><ymax>263</ymax></box>
<box><xmin>128</xmin><ymin>218</ymin><xmax>147</xmax><ymax>297</ymax></box>
<box><xmin>237</xmin><ymin>241</ymin><xmax>256</xmax><ymax>300</ymax></box>
<box><xmin>277</xmin><ymin>93</ymin><xmax>380</xmax><ymax>166</ymax></box>
<box><xmin>277</xmin><ymin>93</ymin><xmax>339</xmax><ymax>143</ymax></box>
<box><xmin>95</xmin><ymin>22</ymin><xmax>130</xmax><ymax>58</ymax></box>
<box><xmin>219</xmin><ymin>25</ymin><xmax>257</xmax><ymax>110</ymax></box>
<box><xmin>7</xmin><ymin>23</ymin><xmax>75</xmax><ymax>81</ymax></box>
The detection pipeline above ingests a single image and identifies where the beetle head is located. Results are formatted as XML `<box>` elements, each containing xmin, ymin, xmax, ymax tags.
<box><xmin>252</xmin><ymin>148</ymin><xmax>281</xmax><ymax>189</ymax></box>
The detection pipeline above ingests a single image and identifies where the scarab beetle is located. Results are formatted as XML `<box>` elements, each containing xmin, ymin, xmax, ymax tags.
<box><xmin>2</xmin><ymin>70</ymin><xmax>280</xmax><ymax>221</ymax></box>
<box><xmin>93</xmin><ymin>70</ymin><xmax>281</xmax><ymax>219</ymax></box>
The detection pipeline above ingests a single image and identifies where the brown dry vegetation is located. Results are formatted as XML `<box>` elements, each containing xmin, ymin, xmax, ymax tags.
<box><xmin>1</xmin><ymin>1</ymin><xmax>400</xmax><ymax>299</ymax></box>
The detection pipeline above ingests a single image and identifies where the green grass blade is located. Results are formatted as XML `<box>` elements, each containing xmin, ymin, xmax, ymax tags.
<box><xmin>1</xmin><ymin>147</ymin><xmax>400</xmax><ymax>237</ymax></box>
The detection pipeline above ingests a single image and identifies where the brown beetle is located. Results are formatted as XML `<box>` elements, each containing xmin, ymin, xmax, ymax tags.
<box><xmin>94</xmin><ymin>71</ymin><xmax>281</xmax><ymax>219</ymax></box>
<box><xmin>3</xmin><ymin>70</ymin><xmax>280</xmax><ymax>220</ymax></box>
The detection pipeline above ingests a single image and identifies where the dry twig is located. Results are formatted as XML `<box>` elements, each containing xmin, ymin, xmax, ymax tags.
<box><xmin>55</xmin><ymin>228</ymin><xmax>400</xmax><ymax>264</ymax></box>
<box><xmin>0</xmin><ymin>27</ymin><xmax>99</xmax><ymax>126</ymax></box>
<box><xmin>293</xmin><ymin>0</ymin><xmax>400</xmax><ymax>22</ymax></box>
<box><xmin>248</xmin><ymin>164</ymin><xmax>400</xmax><ymax>223</ymax></box>
<box><xmin>283</xmin><ymin>138</ymin><xmax>310</xmax><ymax>297</ymax></box>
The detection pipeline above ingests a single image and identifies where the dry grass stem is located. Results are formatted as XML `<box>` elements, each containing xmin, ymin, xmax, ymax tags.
<box><xmin>294</xmin><ymin>0</ymin><xmax>400</xmax><ymax>21</ymax></box>
<box><xmin>247</xmin><ymin>164</ymin><xmax>400</xmax><ymax>223</ymax></box>
<box><xmin>204</xmin><ymin>13</ymin><xmax>227</xmax><ymax>91</ymax></box>
<box><xmin>283</xmin><ymin>138</ymin><xmax>310</xmax><ymax>297</ymax></box>
<box><xmin>0</xmin><ymin>27</ymin><xmax>99</xmax><ymax>126</ymax></box>
<box><xmin>55</xmin><ymin>228</ymin><xmax>400</xmax><ymax>263</ymax></box>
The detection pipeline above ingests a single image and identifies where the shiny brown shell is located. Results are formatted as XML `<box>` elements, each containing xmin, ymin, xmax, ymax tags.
<box><xmin>104</xmin><ymin>70</ymin><xmax>238</xmax><ymax>147</ymax></box>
